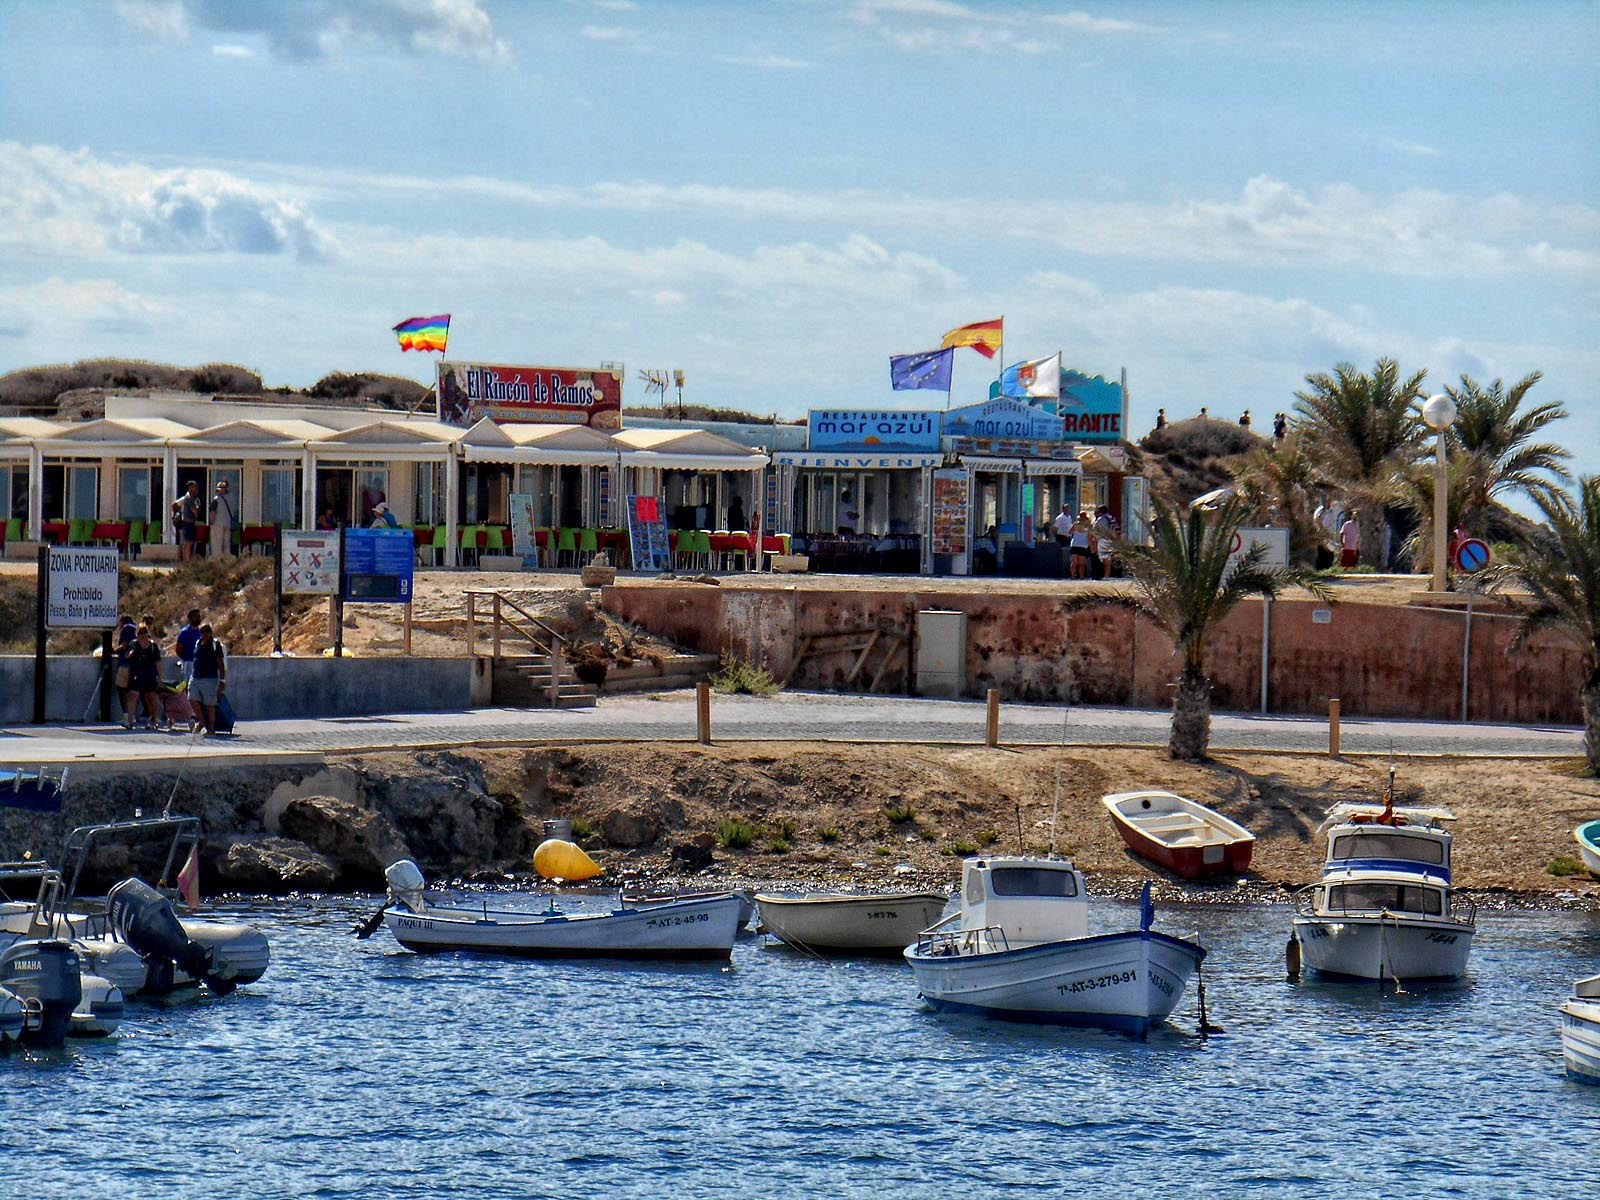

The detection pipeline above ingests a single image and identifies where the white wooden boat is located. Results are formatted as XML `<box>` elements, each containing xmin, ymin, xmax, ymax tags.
<box><xmin>1560</xmin><ymin>974</ymin><xmax>1600</xmax><ymax>1085</ymax></box>
<box><xmin>1574</xmin><ymin>820</ymin><xmax>1600</xmax><ymax>878</ymax></box>
<box><xmin>1290</xmin><ymin>798</ymin><xmax>1474</xmax><ymax>982</ymax></box>
<box><xmin>903</xmin><ymin>856</ymin><xmax>1206</xmax><ymax>1034</ymax></box>
<box><xmin>753</xmin><ymin>890</ymin><xmax>950</xmax><ymax>951</ymax></box>
<box><xmin>381</xmin><ymin>860</ymin><xmax>742</xmax><ymax>960</ymax></box>
<box><xmin>1101</xmin><ymin>790</ymin><xmax>1255</xmax><ymax>879</ymax></box>
<box><xmin>622</xmin><ymin>887</ymin><xmax>757</xmax><ymax>930</ymax></box>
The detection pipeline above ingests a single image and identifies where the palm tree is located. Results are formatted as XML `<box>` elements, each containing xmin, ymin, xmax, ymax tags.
<box><xmin>1483</xmin><ymin>476</ymin><xmax>1600</xmax><ymax>774</ymax></box>
<box><xmin>1231</xmin><ymin>429</ymin><xmax>1324</xmax><ymax>566</ymax></box>
<box><xmin>1443</xmin><ymin>372</ymin><xmax>1570</xmax><ymax>531</ymax></box>
<box><xmin>1295</xmin><ymin>358</ymin><xmax>1428</xmax><ymax>568</ymax></box>
<box><xmin>1108</xmin><ymin>495</ymin><xmax>1333</xmax><ymax>760</ymax></box>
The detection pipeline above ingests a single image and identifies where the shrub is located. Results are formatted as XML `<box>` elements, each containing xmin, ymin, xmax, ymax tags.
<box><xmin>816</xmin><ymin>826</ymin><xmax>839</xmax><ymax>843</ymax></box>
<box><xmin>884</xmin><ymin>803</ymin><xmax>917</xmax><ymax>824</ymax></box>
<box><xmin>1548</xmin><ymin>856</ymin><xmax>1586</xmax><ymax>877</ymax></box>
<box><xmin>569</xmin><ymin>818</ymin><xmax>595</xmax><ymax>842</ymax></box>
<box><xmin>874</xmin><ymin>845</ymin><xmax>893</xmax><ymax>857</ymax></box>
<box><xmin>977</xmin><ymin>829</ymin><xmax>999</xmax><ymax>847</ymax></box>
<box><xmin>946</xmin><ymin>840</ymin><xmax>979</xmax><ymax>856</ymax></box>
<box><xmin>765</xmin><ymin>837</ymin><xmax>792</xmax><ymax>854</ymax></box>
<box><xmin>717</xmin><ymin>819</ymin><xmax>759</xmax><ymax>850</ymax></box>
<box><xmin>709</xmin><ymin>655</ymin><xmax>779</xmax><ymax>695</ymax></box>
<box><xmin>775</xmin><ymin>819</ymin><xmax>797</xmax><ymax>840</ymax></box>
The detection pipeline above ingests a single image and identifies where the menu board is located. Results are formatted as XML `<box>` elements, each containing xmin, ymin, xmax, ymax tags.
<box><xmin>625</xmin><ymin>493</ymin><xmax>671</xmax><ymax>572</ymax></box>
<box><xmin>931</xmin><ymin>469</ymin><xmax>970</xmax><ymax>556</ymax></box>
<box><xmin>343</xmin><ymin>528</ymin><xmax>415</xmax><ymax>603</ymax></box>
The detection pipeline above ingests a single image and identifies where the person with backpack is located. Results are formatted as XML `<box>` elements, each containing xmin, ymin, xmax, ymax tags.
<box><xmin>208</xmin><ymin>480</ymin><xmax>237</xmax><ymax>558</ymax></box>
<box><xmin>191</xmin><ymin>623</ymin><xmax>227</xmax><ymax>736</ymax></box>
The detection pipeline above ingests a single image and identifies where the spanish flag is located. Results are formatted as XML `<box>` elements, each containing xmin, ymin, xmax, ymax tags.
<box><xmin>941</xmin><ymin>317</ymin><xmax>1003</xmax><ymax>359</ymax></box>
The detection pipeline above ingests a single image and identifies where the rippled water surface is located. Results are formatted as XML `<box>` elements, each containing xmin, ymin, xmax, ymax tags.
<box><xmin>4</xmin><ymin>894</ymin><xmax>1598</xmax><ymax>1198</ymax></box>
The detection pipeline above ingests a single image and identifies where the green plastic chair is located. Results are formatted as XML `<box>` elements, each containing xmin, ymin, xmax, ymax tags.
<box><xmin>673</xmin><ymin>530</ymin><xmax>695</xmax><ymax>570</ymax></box>
<box><xmin>458</xmin><ymin>524</ymin><xmax>481</xmax><ymax>567</ymax></box>
<box><xmin>484</xmin><ymin>525</ymin><xmax>507</xmax><ymax>553</ymax></box>
<box><xmin>69</xmin><ymin>518</ymin><xmax>91</xmax><ymax>545</ymax></box>
<box><xmin>690</xmin><ymin>530</ymin><xmax>712</xmax><ymax>571</ymax></box>
<box><xmin>428</xmin><ymin>523</ymin><xmax>449</xmax><ymax>566</ymax></box>
<box><xmin>126</xmin><ymin>519</ymin><xmax>145</xmax><ymax>557</ymax></box>
<box><xmin>556</xmin><ymin>527</ymin><xmax>577</xmax><ymax>567</ymax></box>
<box><xmin>578</xmin><ymin>527</ymin><xmax>599</xmax><ymax>563</ymax></box>
<box><xmin>144</xmin><ymin>518</ymin><xmax>162</xmax><ymax>545</ymax></box>
<box><xmin>4</xmin><ymin>517</ymin><xmax>20</xmax><ymax>545</ymax></box>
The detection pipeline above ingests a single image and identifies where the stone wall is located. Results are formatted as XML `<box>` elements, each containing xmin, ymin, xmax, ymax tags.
<box><xmin>600</xmin><ymin>583</ymin><xmax>1585</xmax><ymax>724</ymax></box>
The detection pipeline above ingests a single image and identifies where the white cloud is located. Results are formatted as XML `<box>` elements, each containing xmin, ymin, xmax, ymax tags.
<box><xmin>211</xmin><ymin>43</ymin><xmax>256</xmax><ymax>59</ymax></box>
<box><xmin>114</xmin><ymin>0</ymin><xmax>509</xmax><ymax>62</ymax></box>
<box><xmin>1041</xmin><ymin>11</ymin><xmax>1161</xmax><ymax>35</ymax></box>
<box><xmin>0</xmin><ymin>277</ymin><xmax>167</xmax><ymax>340</ymax></box>
<box><xmin>1379</xmin><ymin>136</ymin><xmax>1441</xmax><ymax>158</ymax></box>
<box><xmin>716</xmin><ymin>52</ymin><xmax>814</xmax><ymax>70</ymax></box>
<box><xmin>580</xmin><ymin>25</ymin><xmax>643</xmax><ymax>45</ymax></box>
<box><xmin>850</xmin><ymin>2</ymin><xmax>1157</xmax><ymax>54</ymax></box>
<box><xmin>0</xmin><ymin>143</ymin><xmax>335</xmax><ymax>262</ymax></box>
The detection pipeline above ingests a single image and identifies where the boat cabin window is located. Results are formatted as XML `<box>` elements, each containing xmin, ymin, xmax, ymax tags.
<box><xmin>1331</xmin><ymin>832</ymin><xmax>1444</xmax><ymax>865</ymax></box>
<box><xmin>989</xmin><ymin>867</ymin><xmax>1078</xmax><ymax>898</ymax></box>
<box><xmin>1326</xmin><ymin>883</ymin><xmax>1443</xmax><ymax>916</ymax></box>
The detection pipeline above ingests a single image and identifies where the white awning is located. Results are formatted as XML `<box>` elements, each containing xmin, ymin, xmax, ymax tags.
<box><xmin>625</xmin><ymin>450</ymin><xmax>769</xmax><ymax>471</ymax></box>
<box><xmin>460</xmin><ymin>444</ymin><xmax>620</xmax><ymax>465</ymax></box>
<box><xmin>958</xmin><ymin>455</ymin><xmax>1024</xmax><ymax>473</ymax></box>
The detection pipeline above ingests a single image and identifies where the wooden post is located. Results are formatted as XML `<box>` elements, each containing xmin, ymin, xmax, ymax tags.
<box><xmin>466</xmin><ymin>591</ymin><xmax>477</xmax><ymax>657</ymax></box>
<box><xmin>986</xmin><ymin>688</ymin><xmax>1000</xmax><ymax>747</ymax></box>
<box><xmin>696</xmin><ymin>681</ymin><xmax>712</xmax><ymax>744</ymax></box>
<box><xmin>492</xmin><ymin>593</ymin><xmax>502</xmax><ymax>659</ymax></box>
<box><xmin>549</xmin><ymin>641</ymin><xmax>563</xmax><ymax>708</ymax></box>
<box><xmin>403</xmin><ymin>601</ymin><xmax>413</xmax><ymax>656</ymax></box>
<box><xmin>1328</xmin><ymin>697</ymin><xmax>1341</xmax><ymax>757</ymax></box>
<box><xmin>327</xmin><ymin>596</ymin><xmax>337</xmax><ymax>649</ymax></box>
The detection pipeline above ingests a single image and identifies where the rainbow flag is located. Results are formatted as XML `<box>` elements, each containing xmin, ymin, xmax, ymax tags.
<box><xmin>393</xmin><ymin>314</ymin><xmax>450</xmax><ymax>353</ymax></box>
<box><xmin>941</xmin><ymin>317</ymin><xmax>1003</xmax><ymax>359</ymax></box>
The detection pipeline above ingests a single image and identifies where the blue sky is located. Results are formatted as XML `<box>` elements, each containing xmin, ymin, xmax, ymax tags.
<box><xmin>1</xmin><ymin>0</ymin><xmax>1595</xmax><ymax>476</ymax></box>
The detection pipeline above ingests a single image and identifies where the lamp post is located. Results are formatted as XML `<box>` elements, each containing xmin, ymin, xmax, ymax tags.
<box><xmin>1421</xmin><ymin>393</ymin><xmax>1457</xmax><ymax>593</ymax></box>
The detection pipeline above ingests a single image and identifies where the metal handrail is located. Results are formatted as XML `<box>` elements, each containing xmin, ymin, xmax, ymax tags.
<box><xmin>915</xmin><ymin>922</ymin><xmax>1010</xmax><ymax>957</ymax></box>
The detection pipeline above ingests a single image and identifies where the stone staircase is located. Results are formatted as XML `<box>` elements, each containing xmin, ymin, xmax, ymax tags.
<box><xmin>491</xmin><ymin>656</ymin><xmax>598</xmax><ymax>709</ymax></box>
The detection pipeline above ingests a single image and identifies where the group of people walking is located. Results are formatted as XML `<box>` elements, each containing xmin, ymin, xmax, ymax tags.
<box><xmin>1053</xmin><ymin>504</ymin><xmax>1120</xmax><ymax>579</ymax></box>
<box><xmin>172</xmin><ymin>479</ymin><xmax>238</xmax><ymax>562</ymax></box>
<box><xmin>112</xmin><ymin>608</ymin><xmax>229</xmax><ymax>736</ymax></box>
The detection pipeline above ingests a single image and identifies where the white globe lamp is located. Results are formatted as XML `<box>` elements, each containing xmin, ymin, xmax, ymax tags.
<box><xmin>1421</xmin><ymin>394</ymin><xmax>1455</xmax><ymax>591</ymax></box>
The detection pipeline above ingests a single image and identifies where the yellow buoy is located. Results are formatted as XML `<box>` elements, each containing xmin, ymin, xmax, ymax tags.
<box><xmin>533</xmin><ymin>838</ymin><xmax>601</xmax><ymax>882</ymax></box>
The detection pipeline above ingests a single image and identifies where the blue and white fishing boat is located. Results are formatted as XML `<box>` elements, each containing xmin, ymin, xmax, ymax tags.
<box><xmin>1560</xmin><ymin>974</ymin><xmax>1600</xmax><ymax>1085</ymax></box>
<box><xmin>0</xmin><ymin>766</ymin><xmax>67</xmax><ymax>815</ymax></box>
<box><xmin>903</xmin><ymin>856</ymin><xmax>1206</xmax><ymax>1034</ymax></box>
<box><xmin>1289</xmin><ymin>790</ymin><xmax>1475</xmax><ymax>984</ymax></box>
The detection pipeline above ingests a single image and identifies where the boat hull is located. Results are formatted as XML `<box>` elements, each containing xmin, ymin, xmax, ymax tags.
<box><xmin>1293</xmin><ymin>913</ymin><xmax>1473</xmax><ymax>981</ymax></box>
<box><xmin>622</xmin><ymin>889</ymin><xmax>757</xmax><ymax>930</ymax></box>
<box><xmin>755</xmin><ymin>892</ymin><xmax>950</xmax><ymax>951</ymax></box>
<box><xmin>1575</xmin><ymin>821</ymin><xmax>1600</xmax><ymax>878</ymax></box>
<box><xmin>1108</xmin><ymin>821</ymin><xmax>1254</xmax><ymax>880</ymax></box>
<box><xmin>904</xmin><ymin>930</ymin><xmax>1205</xmax><ymax>1035</ymax></box>
<box><xmin>385</xmin><ymin>894</ymin><xmax>742</xmax><ymax>960</ymax></box>
<box><xmin>1560</xmin><ymin>1000</ymin><xmax>1600</xmax><ymax>1084</ymax></box>
<box><xmin>1101</xmin><ymin>792</ymin><xmax>1254</xmax><ymax>880</ymax></box>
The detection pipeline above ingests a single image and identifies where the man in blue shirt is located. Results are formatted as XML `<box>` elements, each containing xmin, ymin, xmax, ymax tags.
<box><xmin>174</xmin><ymin>608</ymin><xmax>203</xmax><ymax>687</ymax></box>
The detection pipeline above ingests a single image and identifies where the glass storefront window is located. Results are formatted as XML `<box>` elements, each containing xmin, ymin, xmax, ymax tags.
<box><xmin>262</xmin><ymin>468</ymin><xmax>297</xmax><ymax>525</ymax></box>
<box><xmin>356</xmin><ymin>469</ymin><xmax>389</xmax><ymax>524</ymax></box>
<box><xmin>118</xmin><ymin>468</ymin><xmax>149</xmax><ymax>521</ymax></box>
<box><xmin>68</xmin><ymin>466</ymin><xmax>98</xmax><ymax>521</ymax></box>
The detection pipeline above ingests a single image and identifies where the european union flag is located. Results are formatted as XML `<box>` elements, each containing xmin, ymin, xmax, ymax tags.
<box><xmin>889</xmin><ymin>347</ymin><xmax>954</xmax><ymax>392</ymax></box>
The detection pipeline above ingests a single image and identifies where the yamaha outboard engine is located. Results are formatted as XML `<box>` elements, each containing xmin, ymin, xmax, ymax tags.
<box><xmin>107</xmin><ymin>877</ymin><xmax>238</xmax><ymax>997</ymax></box>
<box><xmin>0</xmin><ymin>938</ymin><xmax>83</xmax><ymax>1049</ymax></box>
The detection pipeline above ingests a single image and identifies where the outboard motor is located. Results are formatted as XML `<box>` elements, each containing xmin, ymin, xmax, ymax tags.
<box><xmin>0</xmin><ymin>984</ymin><xmax>28</xmax><ymax>1049</ymax></box>
<box><xmin>385</xmin><ymin>860</ymin><xmax>428</xmax><ymax>914</ymax></box>
<box><xmin>107</xmin><ymin>878</ymin><xmax>237</xmax><ymax>997</ymax></box>
<box><xmin>0</xmin><ymin>938</ymin><xmax>83</xmax><ymax>1049</ymax></box>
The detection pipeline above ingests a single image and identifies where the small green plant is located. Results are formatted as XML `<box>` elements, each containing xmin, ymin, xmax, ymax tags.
<box><xmin>1548</xmin><ymin>856</ymin><xmax>1586</xmax><ymax>877</ymax></box>
<box><xmin>977</xmin><ymin>829</ymin><xmax>999</xmax><ymax>847</ymax></box>
<box><xmin>717</xmin><ymin>819</ymin><xmax>759</xmax><ymax>850</ymax></box>
<box><xmin>775</xmin><ymin>819</ymin><xmax>797</xmax><ymax>840</ymax></box>
<box><xmin>766</xmin><ymin>837</ymin><xmax>792</xmax><ymax>854</ymax></box>
<box><xmin>816</xmin><ymin>826</ymin><xmax>839</xmax><ymax>843</ymax></box>
<box><xmin>874</xmin><ymin>845</ymin><xmax>893</xmax><ymax>857</ymax></box>
<box><xmin>709</xmin><ymin>655</ymin><xmax>780</xmax><ymax>696</ymax></box>
<box><xmin>569</xmin><ymin>817</ymin><xmax>595</xmax><ymax>841</ymax></box>
<box><xmin>946</xmin><ymin>840</ymin><xmax>979</xmax><ymax>856</ymax></box>
<box><xmin>884</xmin><ymin>803</ymin><xmax>917</xmax><ymax>824</ymax></box>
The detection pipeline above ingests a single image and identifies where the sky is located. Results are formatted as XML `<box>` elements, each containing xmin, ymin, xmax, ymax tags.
<box><xmin>0</xmin><ymin>0</ymin><xmax>1595</xmax><ymax>478</ymax></box>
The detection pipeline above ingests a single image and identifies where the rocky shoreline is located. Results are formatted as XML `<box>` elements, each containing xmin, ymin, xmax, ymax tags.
<box><xmin>2</xmin><ymin>744</ymin><xmax>1595</xmax><ymax>909</ymax></box>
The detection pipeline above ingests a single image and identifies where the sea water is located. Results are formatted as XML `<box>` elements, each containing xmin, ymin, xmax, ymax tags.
<box><xmin>2</xmin><ymin>895</ymin><xmax>1597</xmax><ymax>1198</ymax></box>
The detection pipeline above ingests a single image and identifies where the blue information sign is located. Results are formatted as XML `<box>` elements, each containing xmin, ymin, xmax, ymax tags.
<box><xmin>343</xmin><ymin>528</ymin><xmax>415</xmax><ymax>603</ymax></box>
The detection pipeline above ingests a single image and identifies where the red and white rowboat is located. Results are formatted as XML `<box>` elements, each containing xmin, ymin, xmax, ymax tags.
<box><xmin>1101</xmin><ymin>790</ymin><xmax>1255</xmax><ymax>880</ymax></box>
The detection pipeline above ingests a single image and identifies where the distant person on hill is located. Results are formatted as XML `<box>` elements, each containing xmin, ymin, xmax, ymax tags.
<box><xmin>1273</xmin><ymin>411</ymin><xmax>1288</xmax><ymax>440</ymax></box>
<box><xmin>1199</xmin><ymin>406</ymin><xmax>1209</xmax><ymax>422</ymax></box>
<box><xmin>1239</xmin><ymin>409</ymin><xmax>1252</xmax><ymax>431</ymax></box>
<box><xmin>1154</xmin><ymin>408</ymin><xmax>1167</xmax><ymax>431</ymax></box>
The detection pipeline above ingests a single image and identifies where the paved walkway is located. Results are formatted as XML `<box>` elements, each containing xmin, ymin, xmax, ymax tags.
<box><xmin>0</xmin><ymin>691</ymin><xmax>1582</xmax><ymax>770</ymax></box>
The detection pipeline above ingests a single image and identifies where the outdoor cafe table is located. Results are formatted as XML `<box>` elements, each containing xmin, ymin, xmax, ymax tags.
<box><xmin>41</xmin><ymin>521</ymin><xmax>69</xmax><ymax>545</ymax></box>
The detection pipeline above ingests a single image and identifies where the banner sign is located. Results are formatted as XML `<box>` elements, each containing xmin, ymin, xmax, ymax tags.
<box><xmin>438</xmin><ymin>361</ymin><xmax>623</xmax><ymax>429</ymax></box>
<box><xmin>1057</xmin><ymin>371</ymin><xmax>1124</xmax><ymax>442</ymax></box>
<box><xmin>1227</xmin><ymin>527</ymin><xmax>1290</xmax><ymax>576</ymax></box>
<box><xmin>931</xmin><ymin>468</ymin><xmax>970</xmax><ymax>557</ymax></box>
<box><xmin>282</xmin><ymin>532</ymin><xmax>341</xmax><ymax>595</ymax></box>
<box><xmin>509</xmin><ymin>493</ymin><xmax>539</xmax><ymax>560</ymax></box>
<box><xmin>343</xmin><ymin>528</ymin><xmax>415</xmax><ymax>603</ymax></box>
<box><xmin>46</xmin><ymin>547</ymin><xmax>118</xmax><ymax>628</ymax></box>
<box><xmin>626</xmin><ymin>493</ymin><xmax>671</xmax><ymax>572</ymax></box>
<box><xmin>944</xmin><ymin>399</ymin><xmax>1064</xmax><ymax>442</ymax></box>
<box><xmin>808</xmin><ymin>410</ymin><xmax>941</xmax><ymax>451</ymax></box>
<box><xmin>775</xmin><ymin>452</ymin><xmax>944</xmax><ymax>470</ymax></box>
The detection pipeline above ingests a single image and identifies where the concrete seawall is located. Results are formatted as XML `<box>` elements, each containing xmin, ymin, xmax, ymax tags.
<box><xmin>0</xmin><ymin>654</ymin><xmax>483</xmax><ymax>723</ymax></box>
<box><xmin>600</xmin><ymin>583</ymin><xmax>1585</xmax><ymax>725</ymax></box>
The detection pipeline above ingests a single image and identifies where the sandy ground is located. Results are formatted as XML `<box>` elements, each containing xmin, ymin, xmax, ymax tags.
<box><xmin>461</xmin><ymin>741</ymin><xmax>1600</xmax><ymax>906</ymax></box>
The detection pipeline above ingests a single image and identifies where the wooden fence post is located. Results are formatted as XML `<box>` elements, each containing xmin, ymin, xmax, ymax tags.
<box><xmin>986</xmin><ymin>688</ymin><xmax>1000</xmax><ymax>747</ymax></box>
<box><xmin>1328</xmin><ymin>698</ymin><xmax>1341</xmax><ymax>757</ymax></box>
<box><xmin>696</xmin><ymin>682</ymin><xmax>712</xmax><ymax>744</ymax></box>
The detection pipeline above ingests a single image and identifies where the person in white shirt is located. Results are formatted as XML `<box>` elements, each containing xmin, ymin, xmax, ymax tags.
<box><xmin>1052</xmin><ymin>504</ymin><xmax>1073</xmax><ymax>540</ymax></box>
<box><xmin>1339</xmin><ymin>513</ymin><xmax>1360</xmax><ymax>569</ymax></box>
<box><xmin>208</xmin><ymin>481</ymin><xmax>236</xmax><ymax>558</ymax></box>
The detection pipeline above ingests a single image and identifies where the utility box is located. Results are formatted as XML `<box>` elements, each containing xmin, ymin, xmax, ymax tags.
<box><xmin>916</xmin><ymin>609</ymin><xmax>967</xmax><ymax>698</ymax></box>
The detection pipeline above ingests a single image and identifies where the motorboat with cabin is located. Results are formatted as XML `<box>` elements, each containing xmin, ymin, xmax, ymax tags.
<box><xmin>377</xmin><ymin>859</ymin><xmax>744</xmax><ymax>960</ymax></box>
<box><xmin>1288</xmin><ymin>790</ymin><xmax>1475</xmax><ymax>984</ymax></box>
<box><xmin>1560</xmin><ymin>974</ymin><xmax>1600</xmax><ymax>1085</ymax></box>
<box><xmin>903</xmin><ymin>855</ymin><xmax>1207</xmax><ymax>1034</ymax></box>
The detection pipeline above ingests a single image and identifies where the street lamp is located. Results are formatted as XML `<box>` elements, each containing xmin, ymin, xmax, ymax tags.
<box><xmin>1421</xmin><ymin>393</ymin><xmax>1457</xmax><ymax>593</ymax></box>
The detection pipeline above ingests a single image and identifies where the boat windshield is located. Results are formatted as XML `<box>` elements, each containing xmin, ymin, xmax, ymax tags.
<box><xmin>989</xmin><ymin>867</ymin><xmax>1078</xmax><ymax>898</ymax></box>
<box><xmin>1330</xmin><ymin>831</ymin><xmax>1444</xmax><ymax>865</ymax></box>
<box><xmin>1325</xmin><ymin>882</ymin><xmax>1443</xmax><ymax>916</ymax></box>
